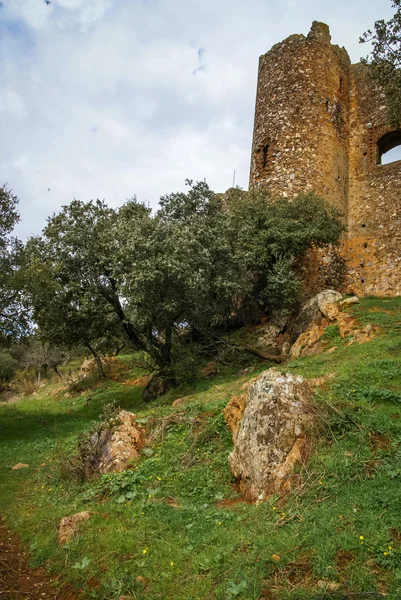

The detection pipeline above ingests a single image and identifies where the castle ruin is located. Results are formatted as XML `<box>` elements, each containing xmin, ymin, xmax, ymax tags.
<box><xmin>249</xmin><ymin>21</ymin><xmax>401</xmax><ymax>297</ymax></box>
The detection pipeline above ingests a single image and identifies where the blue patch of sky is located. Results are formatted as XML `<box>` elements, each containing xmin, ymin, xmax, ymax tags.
<box><xmin>0</xmin><ymin>18</ymin><xmax>35</xmax><ymax>54</ymax></box>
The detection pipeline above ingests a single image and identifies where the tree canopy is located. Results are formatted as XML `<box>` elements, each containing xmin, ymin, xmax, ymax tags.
<box><xmin>360</xmin><ymin>0</ymin><xmax>401</xmax><ymax>125</ymax></box>
<box><xmin>0</xmin><ymin>186</ymin><xmax>28</xmax><ymax>344</ymax></box>
<box><xmin>22</xmin><ymin>182</ymin><xmax>343</xmax><ymax>396</ymax></box>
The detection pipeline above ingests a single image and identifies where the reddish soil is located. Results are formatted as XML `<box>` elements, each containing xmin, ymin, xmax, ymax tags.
<box><xmin>0</xmin><ymin>518</ymin><xmax>80</xmax><ymax>600</ymax></box>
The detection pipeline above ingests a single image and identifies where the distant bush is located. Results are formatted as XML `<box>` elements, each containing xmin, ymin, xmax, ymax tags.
<box><xmin>9</xmin><ymin>370</ymin><xmax>38</xmax><ymax>396</ymax></box>
<box><xmin>0</xmin><ymin>351</ymin><xmax>18</xmax><ymax>383</ymax></box>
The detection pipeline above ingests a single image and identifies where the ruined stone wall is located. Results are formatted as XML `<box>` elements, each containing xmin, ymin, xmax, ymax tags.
<box><xmin>249</xmin><ymin>21</ymin><xmax>351</xmax><ymax>216</ymax></box>
<box><xmin>347</xmin><ymin>65</ymin><xmax>401</xmax><ymax>296</ymax></box>
<box><xmin>249</xmin><ymin>22</ymin><xmax>401</xmax><ymax>298</ymax></box>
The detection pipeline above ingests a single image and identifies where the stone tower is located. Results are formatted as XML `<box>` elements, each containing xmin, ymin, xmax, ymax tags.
<box><xmin>249</xmin><ymin>21</ymin><xmax>401</xmax><ymax>297</ymax></box>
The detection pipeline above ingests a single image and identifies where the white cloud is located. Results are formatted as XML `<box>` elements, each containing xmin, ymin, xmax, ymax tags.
<box><xmin>0</xmin><ymin>0</ymin><xmax>394</xmax><ymax>237</ymax></box>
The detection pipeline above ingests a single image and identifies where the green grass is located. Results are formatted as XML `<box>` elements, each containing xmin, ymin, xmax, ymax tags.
<box><xmin>2</xmin><ymin>298</ymin><xmax>401</xmax><ymax>599</ymax></box>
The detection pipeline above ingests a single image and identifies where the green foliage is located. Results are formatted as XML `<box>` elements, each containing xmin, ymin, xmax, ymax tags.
<box><xmin>3</xmin><ymin>299</ymin><xmax>401</xmax><ymax>598</ymax></box>
<box><xmin>320</xmin><ymin>324</ymin><xmax>341</xmax><ymax>342</ymax></box>
<box><xmin>8</xmin><ymin>369</ymin><xmax>38</xmax><ymax>396</ymax></box>
<box><xmin>0</xmin><ymin>350</ymin><xmax>18</xmax><ymax>383</ymax></box>
<box><xmin>0</xmin><ymin>185</ymin><xmax>29</xmax><ymax>344</ymax></box>
<box><xmin>21</xmin><ymin>183</ymin><xmax>343</xmax><ymax>395</ymax></box>
<box><xmin>360</xmin><ymin>1</ymin><xmax>401</xmax><ymax>125</ymax></box>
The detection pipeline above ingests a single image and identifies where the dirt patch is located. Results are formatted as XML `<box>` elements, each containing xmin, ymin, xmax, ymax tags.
<box><xmin>370</xmin><ymin>433</ymin><xmax>392</xmax><ymax>452</ymax></box>
<box><xmin>260</xmin><ymin>554</ymin><xmax>315</xmax><ymax>598</ymax></box>
<box><xmin>336</xmin><ymin>549</ymin><xmax>354</xmax><ymax>571</ymax></box>
<box><xmin>0</xmin><ymin>517</ymin><xmax>81</xmax><ymax>599</ymax></box>
<box><xmin>368</xmin><ymin>308</ymin><xmax>397</xmax><ymax>315</ymax></box>
<box><xmin>389</xmin><ymin>527</ymin><xmax>401</xmax><ymax>541</ymax></box>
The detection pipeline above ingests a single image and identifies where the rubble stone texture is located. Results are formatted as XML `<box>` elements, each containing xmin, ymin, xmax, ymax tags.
<box><xmin>90</xmin><ymin>410</ymin><xmax>145</xmax><ymax>474</ymax></box>
<box><xmin>57</xmin><ymin>511</ymin><xmax>92</xmax><ymax>546</ymax></box>
<box><xmin>249</xmin><ymin>21</ymin><xmax>401</xmax><ymax>297</ymax></box>
<box><xmin>227</xmin><ymin>371</ymin><xmax>313</xmax><ymax>501</ymax></box>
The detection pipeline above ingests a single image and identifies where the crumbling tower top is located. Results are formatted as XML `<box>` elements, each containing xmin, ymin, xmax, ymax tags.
<box><xmin>307</xmin><ymin>21</ymin><xmax>331</xmax><ymax>44</ymax></box>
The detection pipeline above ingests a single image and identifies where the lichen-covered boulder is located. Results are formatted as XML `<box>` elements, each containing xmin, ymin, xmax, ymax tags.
<box><xmin>316</xmin><ymin>289</ymin><xmax>343</xmax><ymax>320</ymax></box>
<box><xmin>87</xmin><ymin>410</ymin><xmax>145</xmax><ymax>475</ymax></box>
<box><xmin>227</xmin><ymin>371</ymin><xmax>313</xmax><ymax>502</ymax></box>
<box><xmin>289</xmin><ymin>289</ymin><xmax>342</xmax><ymax>342</ymax></box>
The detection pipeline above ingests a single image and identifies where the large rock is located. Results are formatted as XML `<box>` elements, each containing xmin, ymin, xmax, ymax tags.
<box><xmin>289</xmin><ymin>289</ymin><xmax>342</xmax><ymax>341</ymax></box>
<box><xmin>316</xmin><ymin>289</ymin><xmax>342</xmax><ymax>320</ymax></box>
<box><xmin>57</xmin><ymin>511</ymin><xmax>92</xmax><ymax>546</ymax></box>
<box><xmin>84</xmin><ymin>410</ymin><xmax>145</xmax><ymax>475</ymax></box>
<box><xmin>227</xmin><ymin>371</ymin><xmax>313</xmax><ymax>502</ymax></box>
<box><xmin>290</xmin><ymin>321</ymin><xmax>329</xmax><ymax>358</ymax></box>
<box><xmin>289</xmin><ymin>291</ymin><xmax>373</xmax><ymax>358</ymax></box>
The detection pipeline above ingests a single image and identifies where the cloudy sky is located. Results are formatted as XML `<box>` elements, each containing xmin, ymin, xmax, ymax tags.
<box><xmin>0</xmin><ymin>0</ymin><xmax>396</xmax><ymax>238</ymax></box>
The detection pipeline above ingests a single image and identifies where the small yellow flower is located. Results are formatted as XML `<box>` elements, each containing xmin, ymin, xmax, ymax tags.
<box><xmin>170</xmin><ymin>561</ymin><xmax>174</xmax><ymax>566</ymax></box>
<box><xmin>281</xmin><ymin>512</ymin><xmax>286</xmax><ymax>516</ymax></box>
<box><xmin>157</xmin><ymin>476</ymin><xmax>162</xmax><ymax>481</ymax></box>
<box><xmin>384</xmin><ymin>551</ymin><xmax>389</xmax><ymax>556</ymax></box>
<box><xmin>142</xmin><ymin>548</ymin><xmax>148</xmax><ymax>555</ymax></box>
<box><xmin>319</xmin><ymin>481</ymin><xmax>323</xmax><ymax>485</ymax></box>
<box><xmin>388</xmin><ymin>546</ymin><xmax>392</xmax><ymax>550</ymax></box>
<box><xmin>48</xmin><ymin>488</ymin><xmax>52</xmax><ymax>492</ymax></box>
<box><xmin>272</xmin><ymin>507</ymin><xmax>277</xmax><ymax>511</ymax></box>
<box><xmin>359</xmin><ymin>536</ymin><xmax>364</xmax><ymax>540</ymax></box>
<box><xmin>218</xmin><ymin>522</ymin><xmax>222</xmax><ymax>526</ymax></box>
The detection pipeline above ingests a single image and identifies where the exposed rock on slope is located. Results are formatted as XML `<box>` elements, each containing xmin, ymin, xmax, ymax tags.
<box><xmin>81</xmin><ymin>410</ymin><xmax>145</xmax><ymax>476</ymax></box>
<box><xmin>290</xmin><ymin>290</ymin><xmax>376</xmax><ymax>358</ymax></box>
<box><xmin>226</xmin><ymin>371</ymin><xmax>313</xmax><ymax>502</ymax></box>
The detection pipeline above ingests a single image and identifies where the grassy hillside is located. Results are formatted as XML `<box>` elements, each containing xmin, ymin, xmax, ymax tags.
<box><xmin>1</xmin><ymin>298</ymin><xmax>401</xmax><ymax>599</ymax></box>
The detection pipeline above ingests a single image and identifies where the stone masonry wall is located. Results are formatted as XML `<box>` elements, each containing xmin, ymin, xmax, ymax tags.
<box><xmin>249</xmin><ymin>22</ymin><xmax>351</xmax><ymax>216</ymax></box>
<box><xmin>249</xmin><ymin>22</ymin><xmax>401</xmax><ymax>297</ymax></box>
<box><xmin>347</xmin><ymin>64</ymin><xmax>401</xmax><ymax>296</ymax></box>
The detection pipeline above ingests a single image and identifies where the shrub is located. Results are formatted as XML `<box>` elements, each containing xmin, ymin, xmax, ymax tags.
<box><xmin>9</xmin><ymin>370</ymin><xmax>38</xmax><ymax>396</ymax></box>
<box><xmin>0</xmin><ymin>351</ymin><xmax>18</xmax><ymax>382</ymax></box>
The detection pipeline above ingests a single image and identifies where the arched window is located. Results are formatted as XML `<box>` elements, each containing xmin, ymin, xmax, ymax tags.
<box><xmin>377</xmin><ymin>130</ymin><xmax>401</xmax><ymax>165</ymax></box>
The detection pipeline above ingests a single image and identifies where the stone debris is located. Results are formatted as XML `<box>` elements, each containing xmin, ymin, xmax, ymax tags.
<box><xmin>57</xmin><ymin>511</ymin><xmax>92</xmax><ymax>546</ymax></box>
<box><xmin>171</xmin><ymin>395</ymin><xmax>195</xmax><ymax>407</ymax></box>
<box><xmin>340</xmin><ymin>296</ymin><xmax>360</xmax><ymax>307</ymax></box>
<box><xmin>226</xmin><ymin>370</ymin><xmax>313</xmax><ymax>502</ymax></box>
<box><xmin>290</xmin><ymin>290</ymin><xmax>376</xmax><ymax>358</ymax></box>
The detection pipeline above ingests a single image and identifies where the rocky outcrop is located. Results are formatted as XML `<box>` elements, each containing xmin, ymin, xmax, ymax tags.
<box><xmin>226</xmin><ymin>371</ymin><xmax>313</xmax><ymax>502</ymax></box>
<box><xmin>289</xmin><ymin>289</ymin><xmax>342</xmax><ymax>342</ymax></box>
<box><xmin>81</xmin><ymin>410</ymin><xmax>145</xmax><ymax>476</ymax></box>
<box><xmin>290</xmin><ymin>291</ymin><xmax>374</xmax><ymax>358</ymax></box>
<box><xmin>57</xmin><ymin>511</ymin><xmax>92</xmax><ymax>546</ymax></box>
